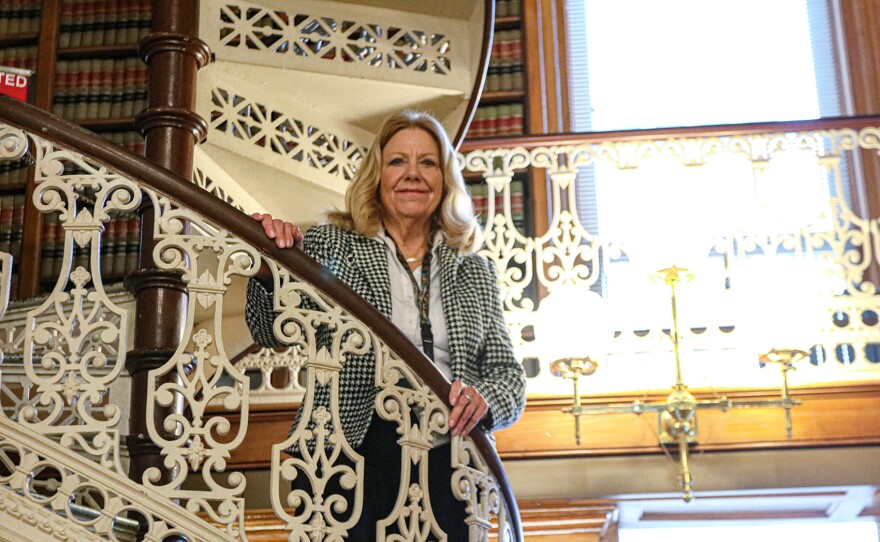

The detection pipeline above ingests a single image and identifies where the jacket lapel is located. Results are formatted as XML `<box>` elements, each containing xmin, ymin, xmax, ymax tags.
<box><xmin>438</xmin><ymin>243</ymin><xmax>465</xmax><ymax>377</ymax></box>
<box><xmin>350</xmin><ymin>233</ymin><xmax>393</xmax><ymax>319</ymax></box>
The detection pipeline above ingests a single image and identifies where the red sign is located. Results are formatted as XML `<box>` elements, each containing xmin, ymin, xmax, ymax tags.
<box><xmin>0</xmin><ymin>66</ymin><xmax>32</xmax><ymax>102</ymax></box>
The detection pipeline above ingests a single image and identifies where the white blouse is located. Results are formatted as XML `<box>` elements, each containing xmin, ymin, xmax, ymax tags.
<box><xmin>375</xmin><ymin>230</ymin><xmax>452</xmax><ymax>381</ymax></box>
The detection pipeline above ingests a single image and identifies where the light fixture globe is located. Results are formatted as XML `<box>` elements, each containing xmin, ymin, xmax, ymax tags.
<box><xmin>534</xmin><ymin>284</ymin><xmax>613</xmax><ymax>365</ymax></box>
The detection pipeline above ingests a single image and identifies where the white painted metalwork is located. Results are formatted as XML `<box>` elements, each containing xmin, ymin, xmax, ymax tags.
<box><xmin>202</xmin><ymin>0</ymin><xmax>468</xmax><ymax>87</ymax></box>
<box><xmin>0</xmin><ymin>118</ymin><xmax>515</xmax><ymax>541</ymax></box>
<box><xmin>460</xmin><ymin>128</ymin><xmax>880</xmax><ymax>397</ymax></box>
<box><xmin>234</xmin><ymin>345</ymin><xmax>306</xmax><ymax>405</ymax></box>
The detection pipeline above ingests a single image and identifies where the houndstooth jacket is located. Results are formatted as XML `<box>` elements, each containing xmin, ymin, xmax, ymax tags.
<box><xmin>245</xmin><ymin>223</ymin><xmax>527</xmax><ymax>450</ymax></box>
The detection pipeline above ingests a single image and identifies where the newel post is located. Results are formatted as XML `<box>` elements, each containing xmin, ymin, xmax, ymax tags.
<box><xmin>124</xmin><ymin>0</ymin><xmax>211</xmax><ymax>486</ymax></box>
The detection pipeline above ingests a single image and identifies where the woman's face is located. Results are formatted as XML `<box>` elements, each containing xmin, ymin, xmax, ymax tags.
<box><xmin>379</xmin><ymin>128</ymin><xmax>444</xmax><ymax>229</ymax></box>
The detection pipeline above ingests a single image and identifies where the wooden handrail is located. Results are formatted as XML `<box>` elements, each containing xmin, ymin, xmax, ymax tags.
<box><xmin>0</xmin><ymin>95</ymin><xmax>524</xmax><ymax>541</ymax></box>
<box><xmin>459</xmin><ymin>114</ymin><xmax>880</xmax><ymax>151</ymax></box>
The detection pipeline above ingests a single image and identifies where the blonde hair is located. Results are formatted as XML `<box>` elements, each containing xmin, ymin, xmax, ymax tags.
<box><xmin>328</xmin><ymin>110</ymin><xmax>482</xmax><ymax>254</ymax></box>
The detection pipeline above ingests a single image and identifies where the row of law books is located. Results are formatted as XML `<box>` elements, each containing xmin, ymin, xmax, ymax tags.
<box><xmin>59</xmin><ymin>0</ymin><xmax>152</xmax><ymax>49</ymax></box>
<box><xmin>470</xmin><ymin>103</ymin><xmax>524</xmax><ymax>138</ymax></box>
<box><xmin>104</xmin><ymin>130</ymin><xmax>145</xmax><ymax>156</ymax></box>
<box><xmin>486</xmin><ymin>30</ymin><xmax>524</xmax><ymax>93</ymax></box>
<box><xmin>0</xmin><ymin>159</ymin><xmax>29</xmax><ymax>188</ymax></box>
<box><xmin>495</xmin><ymin>0</ymin><xmax>523</xmax><ymax>18</ymax></box>
<box><xmin>0</xmin><ymin>194</ymin><xmax>25</xmax><ymax>267</ymax></box>
<box><xmin>53</xmin><ymin>58</ymin><xmax>148</xmax><ymax>121</ymax></box>
<box><xmin>0</xmin><ymin>46</ymin><xmax>38</xmax><ymax>73</ymax></box>
<box><xmin>468</xmin><ymin>178</ymin><xmax>526</xmax><ymax>228</ymax></box>
<box><xmin>40</xmin><ymin>210</ymin><xmax>141</xmax><ymax>284</ymax></box>
<box><xmin>0</xmin><ymin>1</ymin><xmax>42</xmax><ymax>35</ymax></box>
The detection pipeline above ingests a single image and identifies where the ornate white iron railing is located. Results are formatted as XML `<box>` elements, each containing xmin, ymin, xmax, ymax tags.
<box><xmin>0</xmin><ymin>97</ymin><xmax>521</xmax><ymax>542</ymax></box>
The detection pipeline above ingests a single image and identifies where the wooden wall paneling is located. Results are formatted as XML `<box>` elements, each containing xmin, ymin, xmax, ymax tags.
<box><xmin>493</xmin><ymin>383</ymin><xmax>880</xmax><ymax>458</ymax></box>
<box><xmin>219</xmin><ymin>383</ymin><xmax>880</xmax><ymax>468</ymax></box>
<box><xmin>211</xmin><ymin>500</ymin><xmax>620</xmax><ymax>542</ymax></box>
<box><xmin>838</xmin><ymin>0</ymin><xmax>880</xmax><ymax>284</ymax></box>
<box><xmin>520</xmin><ymin>0</ymin><xmax>572</xmax><ymax>240</ymax></box>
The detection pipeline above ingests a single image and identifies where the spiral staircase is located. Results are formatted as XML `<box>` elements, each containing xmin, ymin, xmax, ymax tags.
<box><xmin>192</xmin><ymin>0</ymin><xmax>491</xmax><ymax>222</ymax></box>
<box><xmin>0</xmin><ymin>1</ymin><xmax>516</xmax><ymax>541</ymax></box>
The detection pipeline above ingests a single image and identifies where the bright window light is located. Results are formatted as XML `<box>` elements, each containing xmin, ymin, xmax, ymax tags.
<box><xmin>620</xmin><ymin>521</ymin><xmax>880</xmax><ymax>542</ymax></box>
<box><xmin>582</xmin><ymin>0</ymin><xmax>821</xmax><ymax>130</ymax></box>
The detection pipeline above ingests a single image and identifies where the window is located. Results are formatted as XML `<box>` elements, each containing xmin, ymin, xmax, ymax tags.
<box><xmin>563</xmin><ymin>0</ymin><xmax>850</xmax><ymax>346</ymax></box>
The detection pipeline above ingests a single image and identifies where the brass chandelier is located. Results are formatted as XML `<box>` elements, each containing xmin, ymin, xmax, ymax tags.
<box><xmin>547</xmin><ymin>265</ymin><xmax>803</xmax><ymax>502</ymax></box>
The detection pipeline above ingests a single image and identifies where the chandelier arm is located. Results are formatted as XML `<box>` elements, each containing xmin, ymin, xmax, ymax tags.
<box><xmin>700</xmin><ymin>398</ymin><xmax>802</xmax><ymax>409</ymax></box>
<box><xmin>571</xmin><ymin>402</ymin><xmax>668</xmax><ymax>415</ymax></box>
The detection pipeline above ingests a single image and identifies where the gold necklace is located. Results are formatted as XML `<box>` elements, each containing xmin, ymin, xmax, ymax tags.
<box><xmin>405</xmin><ymin>256</ymin><xmax>422</xmax><ymax>263</ymax></box>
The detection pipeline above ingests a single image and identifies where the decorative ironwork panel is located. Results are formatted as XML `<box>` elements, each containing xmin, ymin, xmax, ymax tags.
<box><xmin>462</xmin><ymin>127</ymin><xmax>880</xmax><ymax>396</ymax></box>
<box><xmin>207</xmin><ymin>85</ymin><xmax>367</xmax><ymax>185</ymax></box>
<box><xmin>211</xmin><ymin>1</ymin><xmax>453</xmax><ymax>76</ymax></box>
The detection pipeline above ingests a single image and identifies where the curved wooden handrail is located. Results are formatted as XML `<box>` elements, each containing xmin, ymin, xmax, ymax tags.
<box><xmin>459</xmin><ymin>114</ymin><xmax>880</xmax><ymax>151</ymax></box>
<box><xmin>0</xmin><ymin>95</ymin><xmax>524</xmax><ymax>541</ymax></box>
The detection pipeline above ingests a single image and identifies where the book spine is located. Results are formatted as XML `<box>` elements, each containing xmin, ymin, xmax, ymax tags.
<box><xmin>111</xmin><ymin>214</ymin><xmax>128</xmax><ymax>275</ymax></box>
<box><xmin>0</xmin><ymin>195</ymin><xmax>14</xmax><ymax>256</ymax></box>
<box><xmin>121</xmin><ymin>57</ymin><xmax>136</xmax><ymax>118</ymax></box>
<box><xmin>59</xmin><ymin>0</ymin><xmax>74</xmax><ymax>48</ymax></box>
<box><xmin>0</xmin><ymin>0</ymin><xmax>9</xmax><ymax>36</ymax></box>
<box><xmin>125</xmin><ymin>214</ymin><xmax>140</xmax><ymax>274</ymax></box>
<box><xmin>92</xmin><ymin>0</ymin><xmax>107</xmax><ymax>47</ymax></box>
<box><xmin>103</xmin><ymin>0</ymin><xmax>119</xmax><ymax>46</ymax></box>
<box><xmin>85</xmin><ymin>58</ymin><xmax>100</xmax><ymax>120</ymax></box>
<box><xmin>126</xmin><ymin>0</ymin><xmax>141</xmax><ymax>45</ymax></box>
<box><xmin>97</xmin><ymin>58</ymin><xmax>113</xmax><ymax>118</ymax></box>
<box><xmin>72</xmin><ymin>59</ymin><xmax>90</xmax><ymax>121</ymax></box>
<box><xmin>100</xmin><ymin>214</ymin><xmax>116</xmax><ymax>277</ymax></box>
<box><xmin>137</xmin><ymin>0</ymin><xmax>151</xmax><ymax>42</ymax></box>
<box><xmin>69</xmin><ymin>0</ymin><xmax>84</xmax><ymax>48</ymax></box>
<box><xmin>134</xmin><ymin>61</ymin><xmax>148</xmax><ymax>115</ymax></box>
<box><xmin>40</xmin><ymin>212</ymin><xmax>58</xmax><ymax>282</ymax></box>
<box><xmin>10</xmin><ymin>194</ymin><xmax>24</xmax><ymax>262</ymax></box>
<box><xmin>7</xmin><ymin>0</ymin><xmax>21</xmax><ymax>34</ymax></box>
<box><xmin>511</xmin><ymin>30</ymin><xmax>524</xmax><ymax>91</ymax></box>
<box><xmin>511</xmin><ymin>102</ymin><xmax>524</xmax><ymax>135</ymax></box>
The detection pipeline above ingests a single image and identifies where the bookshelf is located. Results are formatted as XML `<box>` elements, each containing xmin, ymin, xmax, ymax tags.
<box><xmin>465</xmin><ymin>0</ymin><xmax>531</xmax><ymax>237</ymax></box>
<box><xmin>0</xmin><ymin>0</ymin><xmax>150</xmax><ymax>299</ymax></box>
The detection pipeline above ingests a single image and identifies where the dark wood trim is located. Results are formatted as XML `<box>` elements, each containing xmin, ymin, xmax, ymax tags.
<box><xmin>494</xmin><ymin>382</ymin><xmax>880</xmax><ymax>459</ymax></box>
<box><xmin>480</xmin><ymin>89</ymin><xmax>527</xmax><ymax>105</ymax></box>
<box><xmin>79</xmin><ymin>117</ymin><xmax>137</xmax><ymax>131</ymax></box>
<box><xmin>838</xmin><ymin>1</ymin><xmax>880</xmax><ymax>286</ymax></box>
<box><xmin>57</xmin><ymin>44</ymin><xmax>139</xmax><ymax>59</ymax></box>
<box><xmin>0</xmin><ymin>33</ymin><xmax>40</xmax><ymax>48</ymax></box>
<box><xmin>495</xmin><ymin>16</ymin><xmax>524</xmax><ymax>30</ymax></box>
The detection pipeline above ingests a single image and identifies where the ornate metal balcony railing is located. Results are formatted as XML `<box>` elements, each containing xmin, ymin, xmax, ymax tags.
<box><xmin>459</xmin><ymin>118</ymin><xmax>880</xmax><ymax>399</ymax></box>
<box><xmin>0</xmin><ymin>96</ymin><xmax>522</xmax><ymax>542</ymax></box>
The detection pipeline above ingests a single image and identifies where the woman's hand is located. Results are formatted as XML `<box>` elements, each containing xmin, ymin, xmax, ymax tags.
<box><xmin>251</xmin><ymin>213</ymin><xmax>303</xmax><ymax>250</ymax></box>
<box><xmin>448</xmin><ymin>380</ymin><xmax>488</xmax><ymax>437</ymax></box>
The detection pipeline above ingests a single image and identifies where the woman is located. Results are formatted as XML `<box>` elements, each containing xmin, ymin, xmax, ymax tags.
<box><xmin>246</xmin><ymin>110</ymin><xmax>526</xmax><ymax>540</ymax></box>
